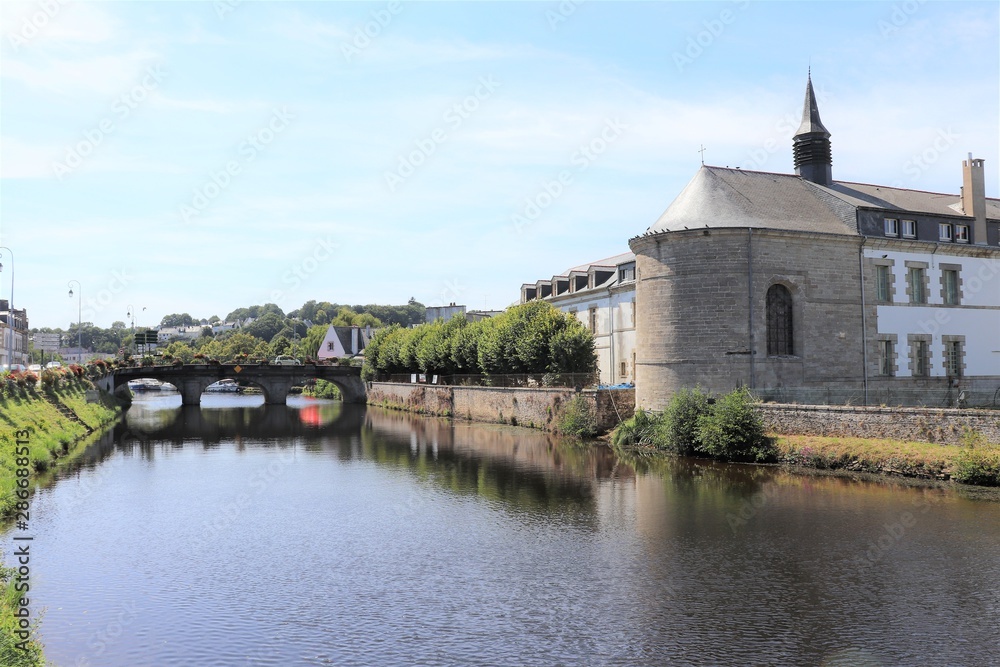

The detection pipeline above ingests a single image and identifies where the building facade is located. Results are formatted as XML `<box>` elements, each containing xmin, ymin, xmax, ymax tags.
<box><xmin>521</xmin><ymin>252</ymin><xmax>637</xmax><ymax>386</ymax></box>
<box><xmin>0</xmin><ymin>299</ymin><xmax>29</xmax><ymax>366</ymax></box>
<box><xmin>630</xmin><ymin>76</ymin><xmax>999</xmax><ymax>409</ymax></box>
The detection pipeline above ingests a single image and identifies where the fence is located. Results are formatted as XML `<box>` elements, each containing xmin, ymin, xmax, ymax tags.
<box><xmin>375</xmin><ymin>373</ymin><xmax>599</xmax><ymax>389</ymax></box>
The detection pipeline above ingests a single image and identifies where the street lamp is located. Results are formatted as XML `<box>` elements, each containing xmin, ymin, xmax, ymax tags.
<box><xmin>0</xmin><ymin>247</ymin><xmax>13</xmax><ymax>365</ymax></box>
<box><xmin>127</xmin><ymin>304</ymin><xmax>135</xmax><ymax>356</ymax></box>
<box><xmin>68</xmin><ymin>280</ymin><xmax>81</xmax><ymax>362</ymax></box>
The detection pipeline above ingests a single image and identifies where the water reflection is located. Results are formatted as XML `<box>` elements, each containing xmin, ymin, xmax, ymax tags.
<box><xmin>21</xmin><ymin>398</ymin><xmax>1000</xmax><ymax>666</ymax></box>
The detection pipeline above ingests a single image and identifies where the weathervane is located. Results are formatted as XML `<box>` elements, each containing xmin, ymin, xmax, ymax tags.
<box><xmin>698</xmin><ymin>144</ymin><xmax>706</xmax><ymax>166</ymax></box>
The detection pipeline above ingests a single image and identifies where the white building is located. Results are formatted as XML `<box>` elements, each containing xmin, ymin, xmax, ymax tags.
<box><xmin>520</xmin><ymin>252</ymin><xmax>637</xmax><ymax>386</ymax></box>
<box><xmin>317</xmin><ymin>325</ymin><xmax>373</xmax><ymax>361</ymax></box>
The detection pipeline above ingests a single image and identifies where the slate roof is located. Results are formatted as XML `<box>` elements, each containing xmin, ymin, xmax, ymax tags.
<box><xmin>645</xmin><ymin>165</ymin><xmax>999</xmax><ymax>237</ymax></box>
<box><xmin>795</xmin><ymin>75</ymin><xmax>830</xmax><ymax>137</ymax></box>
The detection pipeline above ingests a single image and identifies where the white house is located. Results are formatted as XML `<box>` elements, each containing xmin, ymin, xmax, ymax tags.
<box><xmin>317</xmin><ymin>325</ymin><xmax>373</xmax><ymax>361</ymax></box>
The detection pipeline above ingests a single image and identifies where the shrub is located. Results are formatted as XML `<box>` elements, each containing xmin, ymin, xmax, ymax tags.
<box><xmin>611</xmin><ymin>408</ymin><xmax>663</xmax><ymax>448</ymax></box>
<box><xmin>695</xmin><ymin>389</ymin><xmax>775</xmax><ymax>462</ymax></box>
<box><xmin>558</xmin><ymin>395</ymin><xmax>597</xmax><ymax>438</ymax></box>
<box><xmin>308</xmin><ymin>379</ymin><xmax>342</xmax><ymax>400</ymax></box>
<box><xmin>951</xmin><ymin>430</ymin><xmax>1000</xmax><ymax>486</ymax></box>
<box><xmin>661</xmin><ymin>387</ymin><xmax>711</xmax><ymax>455</ymax></box>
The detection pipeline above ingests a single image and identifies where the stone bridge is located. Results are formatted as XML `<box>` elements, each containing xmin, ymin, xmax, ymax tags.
<box><xmin>105</xmin><ymin>364</ymin><xmax>366</xmax><ymax>405</ymax></box>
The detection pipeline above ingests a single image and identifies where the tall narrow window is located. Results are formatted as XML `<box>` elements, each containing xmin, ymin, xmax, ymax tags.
<box><xmin>878</xmin><ymin>339</ymin><xmax>895</xmax><ymax>377</ymax></box>
<box><xmin>588</xmin><ymin>307</ymin><xmax>598</xmax><ymax>334</ymax></box>
<box><xmin>876</xmin><ymin>265</ymin><xmax>892</xmax><ymax>302</ymax></box>
<box><xmin>766</xmin><ymin>284</ymin><xmax>793</xmax><ymax>356</ymax></box>
<box><xmin>884</xmin><ymin>218</ymin><xmax>899</xmax><ymax>236</ymax></box>
<box><xmin>939</xmin><ymin>223</ymin><xmax>953</xmax><ymax>242</ymax></box>
<box><xmin>943</xmin><ymin>269</ymin><xmax>960</xmax><ymax>305</ymax></box>
<box><xmin>914</xmin><ymin>340</ymin><xmax>930</xmax><ymax>377</ymax></box>
<box><xmin>902</xmin><ymin>220</ymin><xmax>917</xmax><ymax>238</ymax></box>
<box><xmin>955</xmin><ymin>225</ymin><xmax>970</xmax><ymax>243</ymax></box>
<box><xmin>908</xmin><ymin>267</ymin><xmax>926</xmax><ymax>304</ymax></box>
<box><xmin>945</xmin><ymin>340</ymin><xmax>963</xmax><ymax>377</ymax></box>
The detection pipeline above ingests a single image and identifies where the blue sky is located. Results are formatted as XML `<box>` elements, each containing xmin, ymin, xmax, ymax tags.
<box><xmin>1</xmin><ymin>0</ymin><xmax>997</xmax><ymax>329</ymax></box>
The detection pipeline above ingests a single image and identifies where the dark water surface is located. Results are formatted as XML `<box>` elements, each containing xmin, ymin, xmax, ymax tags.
<box><xmin>9</xmin><ymin>394</ymin><xmax>1000</xmax><ymax>666</ymax></box>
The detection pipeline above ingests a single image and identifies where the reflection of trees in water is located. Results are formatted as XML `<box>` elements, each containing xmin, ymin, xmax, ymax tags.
<box><xmin>360</xmin><ymin>407</ymin><xmax>634</xmax><ymax>524</ymax></box>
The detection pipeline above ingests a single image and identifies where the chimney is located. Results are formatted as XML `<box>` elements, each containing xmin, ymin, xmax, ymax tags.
<box><xmin>961</xmin><ymin>154</ymin><xmax>987</xmax><ymax>245</ymax></box>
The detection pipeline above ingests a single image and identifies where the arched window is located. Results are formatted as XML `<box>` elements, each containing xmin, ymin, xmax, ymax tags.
<box><xmin>766</xmin><ymin>284</ymin><xmax>794</xmax><ymax>356</ymax></box>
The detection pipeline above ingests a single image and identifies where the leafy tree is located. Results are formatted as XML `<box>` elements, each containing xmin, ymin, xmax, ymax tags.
<box><xmin>244</xmin><ymin>312</ymin><xmax>284</xmax><ymax>342</ymax></box>
<box><xmin>301</xmin><ymin>324</ymin><xmax>328</xmax><ymax>360</ymax></box>
<box><xmin>160</xmin><ymin>313</ymin><xmax>194</xmax><ymax>327</ymax></box>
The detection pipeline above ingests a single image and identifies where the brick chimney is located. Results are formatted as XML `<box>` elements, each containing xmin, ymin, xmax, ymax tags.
<box><xmin>960</xmin><ymin>154</ymin><xmax>987</xmax><ymax>245</ymax></box>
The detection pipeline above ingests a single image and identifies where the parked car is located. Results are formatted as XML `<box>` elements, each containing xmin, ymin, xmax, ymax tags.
<box><xmin>28</xmin><ymin>364</ymin><xmax>42</xmax><ymax>373</ymax></box>
<box><xmin>45</xmin><ymin>361</ymin><xmax>62</xmax><ymax>369</ymax></box>
<box><xmin>2</xmin><ymin>364</ymin><xmax>28</xmax><ymax>373</ymax></box>
<box><xmin>272</xmin><ymin>355</ymin><xmax>302</xmax><ymax>366</ymax></box>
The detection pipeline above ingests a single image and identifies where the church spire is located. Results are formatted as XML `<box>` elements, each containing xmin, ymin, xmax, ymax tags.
<box><xmin>793</xmin><ymin>72</ymin><xmax>832</xmax><ymax>186</ymax></box>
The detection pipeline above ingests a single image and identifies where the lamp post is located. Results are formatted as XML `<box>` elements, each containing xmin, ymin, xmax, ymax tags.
<box><xmin>68</xmin><ymin>280</ymin><xmax>81</xmax><ymax>363</ymax></box>
<box><xmin>127</xmin><ymin>305</ymin><xmax>135</xmax><ymax>356</ymax></box>
<box><xmin>0</xmin><ymin>247</ymin><xmax>13</xmax><ymax>365</ymax></box>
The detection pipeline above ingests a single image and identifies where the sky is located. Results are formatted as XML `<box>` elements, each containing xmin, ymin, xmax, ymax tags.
<box><xmin>1</xmin><ymin>1</ymin><xmax>998</xmax><ymax>330</ymax></box>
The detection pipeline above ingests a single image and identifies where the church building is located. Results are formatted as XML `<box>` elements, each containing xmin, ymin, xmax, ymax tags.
<box><xmin>629</xmin><ymin>75</ymin><xmax>1000</xmax><ymax>409</ymax></box>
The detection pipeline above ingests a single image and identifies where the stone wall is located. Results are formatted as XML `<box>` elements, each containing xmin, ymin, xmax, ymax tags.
<box><xmin>631</xmin><ymin>228</ymin><xmax>866</xmax><ymax>411</ymax></box>
<box><xmin>761</xmin><ymin>403</ymin><xmax>1000</xmax><ymax>445</ymax></box>
<box><xmin>368</xmin><ymin>382</ymin><xmax>634</xmax><ymax>433</ymax></box>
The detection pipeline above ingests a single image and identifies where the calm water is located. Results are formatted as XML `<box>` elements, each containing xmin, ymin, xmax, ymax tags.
<box><xmin>8</xmin><ymin>393</ymin><xmax>1000</xmax><ymax>666</ymax></box>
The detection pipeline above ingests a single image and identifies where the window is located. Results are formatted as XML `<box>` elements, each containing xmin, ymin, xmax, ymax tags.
<box><xmin>619</xmin><ymin>266</ymin><xmax>635</xmax><ymax>282</ymax></box>
<box><xmin>939</xmin><ymin>223</ymin><xmax>953</xmax><ymax>242</ymax></box>
<box><xmin>913</xmin><ymin>340</ymin><xmax>930</xmax><ymax>377</ymax></box>
<box><xmin>907</xmin><ymin>266</ymin><xmax>926</xmax><ymax>304</ymax></box>
<box><xmin>620</xmin><ymin>361</ymin><xmax>627</xmax><ymax>377</ymax></box>
<box><xmin>630</xmin><ymin>299</ymin><xmax>636</xmax><ymax>327</ymax></box>
<box><xmin>878</xmin><ymin>339</ymin><xmax>895</xmax><ymax>377</ymax></box>
<box><xmin>942</xmin><ymin>269</ymin><xmax>960</xmax><ymax>305</ymax></box>
<box><xmin>327</xmin><ymin>342</ymin><xmax>334</xmax><ymax>351</ymax></box>
<box><xmin>875</xmin><ymin>265</ymin><xmax>892</xmax><ymax>302</ymax></box>
<box><xmin>945</xmin><ymin>340</ymin><xmax>963</xmax><ymax>377</ymax></box>
<box><xmin>588</xmin><ymin>307</ymin><xmax>598</xmax><ymax>334</ymax></box>
<box><xmin>955</xmin><ymin>225</ymin><xmax>970</xmax><ymax>243</ymax></box>
<box><xmin>766</xmin><ymin>284</ymin><xmax>794</xmax><ymax>356</ymax></box>
<box><xmin>902</xmin><ymin>220</ymin><xmax>917</xmax><ymax>238</ymax></box>
<box><xmin>884</xmin><ymin>218</ymin><xmax>899</xmax><ymax>236</ymax></box>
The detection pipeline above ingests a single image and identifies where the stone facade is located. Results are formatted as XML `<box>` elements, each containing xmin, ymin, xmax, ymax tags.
<box><xmin>368</xmin><ymin>381</ymin><xmax>634</xmax><ymax>433</ymax></box>
<box><xmin>761</xmin><ymin>403</ymin><xmax>1000</xmax><ymax>446</ymax></box>
<box><xmin>632</xmin><ymin>228</ymin><xmax>867</xmax><ymax>409</ymax></box>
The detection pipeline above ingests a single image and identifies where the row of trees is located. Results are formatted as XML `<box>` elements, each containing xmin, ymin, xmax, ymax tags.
<box><xmin>361</xmin><ymin>301</ymin><xmax>596</xmax><ymax>380</ymax></box>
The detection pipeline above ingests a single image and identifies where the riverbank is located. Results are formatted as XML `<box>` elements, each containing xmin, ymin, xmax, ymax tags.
<box><xmin>0</xmin><ymin>374</ymin><xmax>125</xmax><ymax>667</ymax></box>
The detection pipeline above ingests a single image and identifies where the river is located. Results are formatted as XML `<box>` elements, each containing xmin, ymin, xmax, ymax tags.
<box><xmin>10</xmin><ymin>393</ymin><xmax>1000</xmax><ymax>666</ymax></box>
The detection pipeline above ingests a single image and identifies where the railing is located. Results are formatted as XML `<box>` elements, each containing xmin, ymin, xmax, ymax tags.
<box><xmin>375</xmin><ymin>372</ymin><xmax>599</xmax><ymax>389</ymax></box>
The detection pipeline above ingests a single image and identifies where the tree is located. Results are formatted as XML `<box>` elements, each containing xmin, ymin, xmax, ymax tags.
<box><xmin>161</xmin><ymin>313</ymin><xmax>194</xmax><ymax>327</ymax></box>
<box><xmin>244</xmin><ymin>312</ymin><xmax>284</xmax><ymax>342</ymax></box>
<box><xmin>302</xmin><ymin>324</ymin><xmax>328</xmax><ymax>360</ymax></box>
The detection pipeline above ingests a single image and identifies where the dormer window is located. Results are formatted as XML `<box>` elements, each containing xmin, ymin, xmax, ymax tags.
<box><xmin>954</xmin><ymin>224</ymin><xmax>970</xmax><ymax>243</ymax></box>
<box><xmin>884</xmin><ymin>218</ymin><xmax>899</xmax><ymax>236</ymax></box>
<box><xmin>939</xmin><ymin>223</ymin><xmax>953</xmax><ymax>242</ymax></box>
<box><xmin>901</xmin><ymin>220</ymin><xmax>916</xmax><ymax>238</ymax></box>
<box><xmin>619</xmin><ymin>266</ymin><xmax>635</xmax><ymax>282</ymax></box>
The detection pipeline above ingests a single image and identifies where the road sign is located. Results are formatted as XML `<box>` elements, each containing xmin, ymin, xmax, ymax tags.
<box><xmin>33</xmin><ymin>333</ymin><xmax>61</xmax><ymax>351</ymax></box>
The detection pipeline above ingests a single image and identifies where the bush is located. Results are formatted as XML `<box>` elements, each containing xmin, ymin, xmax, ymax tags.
<box><xmin>307</xmin><ymin>379</ymin><xmax>342</xmax><ymax>400</ymax></box>
<box><xmin>951</xmin><ymin>431</ymin><xmax>1000</xmax><ymax>486</ymax></box>
<box><xmin>661</xmin><ymin>387</ymin><xmax>711</xmax><ymax>455</ymax></box>
<box><xmin>695</xmin><ymin>389</ymin><xmax>775</xmax><ymax>462</ymax></box>
<box><xmin>558</xmin><ymin>395</ymin><xmax>597</xmax><ymax>438</ymax></box>
<box><xmin>611</xmin><ymin>408</ymin><xmax>663</xmax><ymax>448</ymax></box>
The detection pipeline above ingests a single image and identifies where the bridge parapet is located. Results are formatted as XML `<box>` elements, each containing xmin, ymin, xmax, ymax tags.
<box><xmin>113</xmin><ymin>364</ymin><xmax>366</xmax><ymax>405</ymax></box>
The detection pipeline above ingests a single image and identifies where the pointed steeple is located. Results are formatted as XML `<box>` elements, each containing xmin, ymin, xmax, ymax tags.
<box><xmin>793</xmin><ymin>71</ymin><xmax>832</xmax><ymax>186</ymax></box>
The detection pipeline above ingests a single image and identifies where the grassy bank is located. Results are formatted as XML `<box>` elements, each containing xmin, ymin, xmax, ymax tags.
<box><xmin>610</xmin><ymin>388</ymin><xmax>1000</xmax><ymax>487</ymax></box>
<box><xmin>0</xmin><ymin>371</ymin><xmax>125</xmax><ymax>666</ymax></box>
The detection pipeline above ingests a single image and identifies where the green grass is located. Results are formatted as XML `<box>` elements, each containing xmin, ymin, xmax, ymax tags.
<box><xmin>0</xmin><ymin>377</ymin><xmax>122</xmax><ymax>666</ymax></box>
